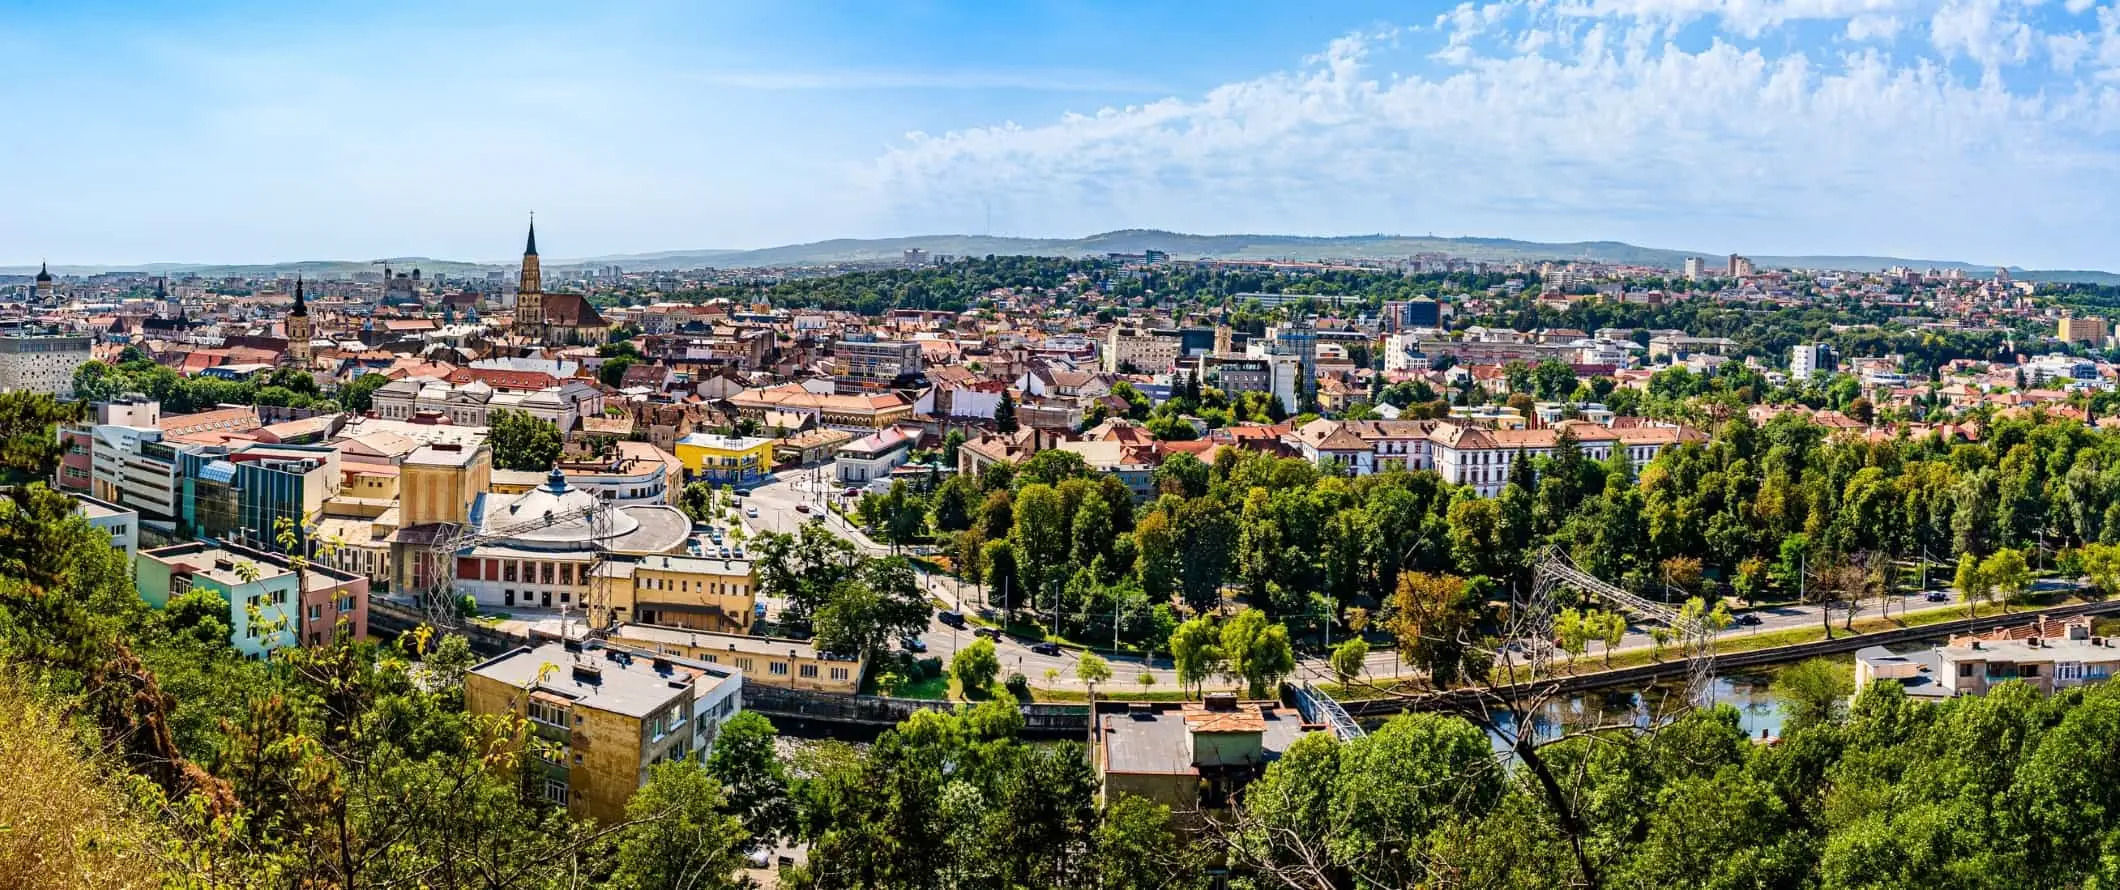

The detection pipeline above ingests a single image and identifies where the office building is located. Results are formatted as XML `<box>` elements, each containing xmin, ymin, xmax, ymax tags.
<box><xmin>1104</xmin><ymin>327</ymin><xmax>1182</xmax><ymax>373</ymax></box>
<box><xmin>831</xmin><ymin>335</ymin><xmax>923</xmax><ymax>391</ymax></box>
<box><xmin>2058</xmin><ymin>314</ymin><xmax>2110</xmax><ymax>345</ymax></box>
<box><xmin>1683</xmin><ymin>257</ymin><xmax>1704</xmax><ymax>282</ymax></box>
<box><xmin>0</xmin><ymin>334</ymin><xmax>93</xmax><ymax>397</ymax></box>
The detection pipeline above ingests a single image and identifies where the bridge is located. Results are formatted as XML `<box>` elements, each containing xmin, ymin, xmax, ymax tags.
<box><xmin>1291</xmin><ymin>681</ymin><xmax>1365</xmax><ymax>740</ymax></box>
<box><xmin>1534</xmin><ymin>546</ymin><xmax>1679</xmax><ymax>625</ymax></box>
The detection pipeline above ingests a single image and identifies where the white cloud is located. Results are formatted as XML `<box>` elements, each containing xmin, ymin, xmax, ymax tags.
<box><xmin>860</xmin><ymin>0</ymin><xmax>2120</xmax><ymax>267</ymax></box>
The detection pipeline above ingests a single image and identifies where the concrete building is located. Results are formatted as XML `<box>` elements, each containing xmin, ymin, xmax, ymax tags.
<box><xmin>608</xmin><ymin>623</ymin><xmax>863</xmax><ymax>695</ymax></box>
<box><xmin>672</xmin><ymin>433</ymin><xmax>775</xmax><ymax>485</ymax></box>
<box><xmin>465</xmin><ymin>641</ymin><xmax>743</xmax><ymax>823</ymax></box>
<box><xmin>89</xmin><ymin>424</ymin><xmax>185</xmax><ymax>526</ymax></box>
<box><xmin>728</xmin><ymin>384</ymin><xmax>916</xmax><ymax>432</ymax></box>
<box><xmin>135</xmin><ymin>542</ymin><xmax>368</xmax><ymax>657</ymax></box>
<box><xmin>1683</xmin><ymin>257</ymin><xmax>1704</xmax><ymax>282</ymax></box>
<box><xmin>1104</xmin><ymin>327</ymin><xmax>1182</xmax><ymax>373</ymax></box>
<box><xmin>179</xmin><ymin>444</ymin><xmax>341</xmax><ymax>550</ymax></box>
<box><xmin>834</xmin><ymin>426</ymin><xmax>917</xmax><ymax>486</ymax></box>
<box><xmin>448</xmin><ymin>468</ymin><xmax>690</xmax><ymax>612</ymax></box>
<box><xmin>1790</xmin><ymin>342</ymin><xmax>1835</xmax><ymax>382</ymax></box>
<box><xmin>73</xmin><ymin>492</ymin><xmax>139</xmax><ymax>563</ymax></box>
<box><xmin>1091</xmin><ymin>694</ymin><xmax>1322</xmax><ymax>820</ymax></box>
<box><xmin>595</xmin><ymin>554</ymin><xmax>757</xmax><ymax>632</ymax></box>
<box><xmin>0</xmin><ymin>334</ymin><xmax>93</xmax><ymax>397</ymax></box>
<box><xmin>1428</xmin><ymin>420</ymin><xmax>1704</xmax><ymax>497</ymax></box>
<box><xmin>831</xmin><ymin>335</ymin><xmax>923</xmax><ymax>391</ymax></box>
<box><xmin>2058</xmin><ymin>314</ymin><xmax>2110</xmax><ymax>345</ymax></box>
<box><xmin>1857</xmin><ymin>619</ymin><xmax>2120</xmax><ymax>700</ymax></box>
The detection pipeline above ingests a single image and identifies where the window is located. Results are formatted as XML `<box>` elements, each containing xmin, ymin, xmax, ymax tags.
<box><xmin>736</xmin><ymin>657</ymin><xmax>754</xmax><ymax>672</ymax></box>
<box><xmin>541</xmin><ymin>779</ymin><xmax>569</xmax><ymax>807</ymax></box>
<box><xmin>540</xmin><ymin>563</ymin><xmax>554</xmax><ymax>585</ymax></box>
<box><xmin>2021</xmin><ymin>664</ymin><xmax>2040</xmax><ymax>678</ymax></box>
<box><xmin>528</xmin><ymin>698</ymin><xmax>569</xmax><ymax>727</ymax></box>
<box><xmin>504</xmin><ymin>561</ymin><xmax>518</xmax><ymax>582</ymax></box>
<box><xmin>308</xmin><ymin>604</ymin><xmax>322</xmax><ymax>621</ymax></box>
<box><xmin>770</xmin><ymin>662</ymin><xmax>789</xmax><ymax>676</ymax></box>
<box><xmin>799</xmin><ymin>663</ymin><xmax>818</xmax><ymax>679</ymax></box>
<box><xmin>1958</xmin><ymin>663</ymin><xmax>1974</xmax><ymax>677</ymax></box>
<box><xmin>829</xmin><ymin>667</ymin><xmax>849</xmax><ymax>681</ymax></box>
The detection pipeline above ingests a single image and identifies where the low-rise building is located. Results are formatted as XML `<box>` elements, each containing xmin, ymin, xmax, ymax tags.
<box><xmin>1858</xmin><ymin>618</ymin><xmax>2120</xmax><ymax>700</ymax></box>
<box><xmin>595</xmin><ymin>554</ymin><xmax>757</xmax><ymax>632</ymax></box>
<box><xmin>672</xmin><ymin>433</ymin><xmax>776</xmax><ymax>485</ymax></box>
<box><xmin>835</xmin><ymin>427</ymin><xmax>915</xmax><ymax>485</ymax></box>
<box><xmin>607</xmin><ymin>623</ymin><xmax>864</xmax><ymax>695</ymax></box>
<box><xmin>135</xmin><ymin>541</ymin><xmax>367</xmax><ymax>657</ymax></box>
<box><xmin>1092</xmin><ymin>694</ymin><xmax>1321</xmax><ymax>821</ymax></box>
<box><xmin>465</xmin><ymin>641</ymin><xmax>744</xmax><ymax>823</ymax></box>
<box><xmin>73</xmin><ymin>492</ymin><xmax>138</xmax><ymax>562</ymax></box>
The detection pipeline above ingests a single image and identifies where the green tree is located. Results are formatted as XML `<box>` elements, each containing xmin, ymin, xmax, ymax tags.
<box><xmin>610</xmin><ymin>761</ymin><xmax>750</xmax><ymax>890</ymax></box>
<box><xmin>1168</xmin><ymin>616</ymin><xmax>1224</xmax><ymax>697</ymax></box>
<box><xmin>1075</xmin><ymin>652</ymin><xmax>1112</xmax><ymax>701</ymax></box>
<box><xmin>1772</xmin><ymin>657</ymin><xmax>1853</xmax><ymax>734</ymax></box>
<box><xmin>336</xmin><ymin>372</ymin><xmax>391</xmax><ymax>412</ymax></box>
<box><xmin>994</xmin><ymin>389</ymin><xmax>1019</xmax><ymax>433</ymax></box>
<box><xmin>704</xmin><ymin>711</ymin><xmax>794</xmax><ymax>846</ymax></box>
<box><xmin>1330</xmin><ymin>636</ymin><xmax>1370</xmax><ymax>687</ymax></box>
<box><xmin>951</xmin><ymin>637</ymin><xmax>1001</xmax><ymax>695</ymax></box>
<box><xmin>597</xmin><ymin>355</ymin><xmax>640</xmax><ymax>388</ymax></box>
<box><xmin>487</xmin><ymin>408</ymin><xmax>562</xmax><ymax>471</ymax></box>
<box><xmin>1009</xmin><ymin>484</ymin><xmax>1070</xmax><ymax>616</ymax></box>
<box><xmin>1220</xmin><ymin>608</ymin><xmax>1295</xmax><ymax>698</ymax></box>
<box><xmin>1954</xmin><ymin>551</ymin><xmax>1988</xmax><ymax>620</ymax></box>
<box><xmin>1980</xmin><ymin>547</ymin><xmax>2032</xmax><ymax>611</ymax></box>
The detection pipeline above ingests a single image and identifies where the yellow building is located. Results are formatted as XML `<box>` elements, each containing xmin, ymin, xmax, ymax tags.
<box><xmin>2059</xmin><ymin>314</ymin><xmax>2110</xmax><ymax>345</ymax></box>
<box><xmin>608</xmin><ymin>623</ymin><xmax>864</xmax><ymax>695</ymax></box>
<box><xmin>465</xmin><ymin>641</ymin><xmax>744</xmax><ymax>824</ymax></box>
<box><xmin>391</xmin><ymin>442</ymin><xmax>492</xmax><ymax>593</ymax></box>
<box><xmin>593</xmin><ymin>554</ymin><xmax>756</xmax><ymax>632</ymax></box>
<box><xmin>672</xmin><ymin>433</ymin><xmax>775</xmax><ymax>485</ymax></box>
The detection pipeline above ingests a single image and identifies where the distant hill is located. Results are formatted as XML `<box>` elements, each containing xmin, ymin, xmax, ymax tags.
<box><xmin>10</xmin><ymin>229</ymin><xmax>2113</xmax><ymax>283</ymax></box>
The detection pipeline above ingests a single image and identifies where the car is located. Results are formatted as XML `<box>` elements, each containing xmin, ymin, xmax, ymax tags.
<box><xmin>719</xmin><ymin>547</ymin><xmax>732</xmax><ymax>558</ymax></box>
<box><xmin>745</xmin><ymin>506</ymin><xmax>759</xmax><ymax>518</ymax></box>
<box><xmin>1925</xmin><ymin>591</ymin><xmax>1950</xmax><ymax>602</ymax></box>
<box><xmin>974</xmin><ymin>626</ymin><xmax>1001</xmax><ymax>641</ymax></box>
<box><xmin>844</xmin><ymin>487</ymin><xmax>860</xmax><ymax>498</ymax></box>
<box><xmin>732</xmin><ymin>545</ymin><xmax>746</xmax><ymax>558</ymax></box>
<box><xmin>744</xmin><ymin>847</ymin><xmax>772</xmax><ymax>869</ymax></box>
<box><xmin>1029</xmin><ymin>641</ymin><xmax>1062</xmax><ymax>656</ymax></box>
<box><xmin>795</xmin><ymin>503</ymin><xmax>812</xmax><ymax>514</ymax></box>
<box><xmin>1733</xmin><ymin>613</ymin><xmax>1763</xmax><ymax>626</ymax></box>
<box><xmin>938</xmin><ymin>610</ymin><xmax>967</xmax><ymax>628</ymax></box>
<box><xmin>731</xmin><ymin>488</ymin><xmax>750</xmax><ymax>498</ymax></box>
<box><xmin>904</xmin><ymin>638</ymin><xmax>928</xmax><ymax>653</ymax></box>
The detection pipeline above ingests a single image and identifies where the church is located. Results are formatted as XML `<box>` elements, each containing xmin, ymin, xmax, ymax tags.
<box><xmin>512</xmin><ymin>219</ymin><xmax>609</xmax><ymax>346</ymax></box>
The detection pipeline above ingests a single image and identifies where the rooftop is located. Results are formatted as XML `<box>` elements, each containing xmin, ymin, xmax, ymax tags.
<box><xmin>608</xmin><ymin>622</ymin><xmax>858</xmax><ymax>662</ymax></box>
<box><xmin>469</xmin><ymin>641</ymin><xmax>731</xmax><ymax>719</ymax></box>
<box><xmin>1096</xmin><ymin>699</ymin><xmax>1314</xmax><ymax>776</ymax></box>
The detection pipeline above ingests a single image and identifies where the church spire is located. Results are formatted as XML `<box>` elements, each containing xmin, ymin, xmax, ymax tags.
<box><xmin>154</xmin><ymin>276</ymin><xmax>167</xmax><ymax>299</ymax></box>
<box><xmin>292</xmin><ymin>274</ymin><xmax>308</xmax><ymax>317</ymax></box>
<box><xmin>524</xmin><ymin>213</ymin><xmax>538</xmax><ymax>257</ymax></box>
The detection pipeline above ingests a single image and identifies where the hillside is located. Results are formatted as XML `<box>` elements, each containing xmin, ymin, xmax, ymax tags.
<box><xmin>11</xmin><ymin>230</ymin><xmax>2112</xmax><ymax>282</ymax></box>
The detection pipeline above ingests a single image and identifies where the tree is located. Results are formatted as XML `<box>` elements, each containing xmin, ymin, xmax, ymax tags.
<box><xmin>1168</xmin><ymin>616</ymin><xmax>1224</xmax><ymax>697</ymax></box>
<box><xmin>1772</xmin><ymin>658</ymin><xmax>1853</xmax><ymax>734</ymax></box>
<box><xmin>951</xmin><ymin>637</ymin><xmax>1001</xmax><ymax>695</ymax></box>
<box><xmin>1955</xmin><ymin>552</ymin><xmax>1990</xmax><ymax>621</ymax></box>
<box><xmin>930</xmin><ymin>475</ymin><xmax>976</xmax><ymax>533</ymax></box>
<box><xmin>1220</xmin><ymin>608</ymin><xmax>1295</xmax><ymax>698</ymax></box>
<box><xmin>610</xmin><ymin>762</ymin><xmax>750</xmax><ymax>890</ymax></box>
<box><xmin>2082</xmin><ymin>542</ymin><xmax>2120</xmax><ymax>596</ymax></box>
<box><xmin>337</xmin><ymin>372</ymin><xmax>391</xmax><ymax>412</ymax></box>
<box><xmin>810</xmin><ymin>557</ymin><xmax>931</xmax><ymax>658</ymax></box>
<box><xmin>1075</xmin><ymin>652</ymin><xmax>1112</xmax><ymax>701</ymax></box>
<box><xmin>705</xmin><ymin>711</ymin><xmax>793</xmax><ymax>846</ymax></box>
<box><xmin>1732</xmin><ymin>556</ymin><xmax>1768</xmax><ymax>606</ymax></box>
<box><xmin>0</xmin><ymin>392</ymin><xmax>84</xmax><ymax>483</ymax></box>
<box><xmin>1331</xmin><ymin>636</ymin><xmax>1370</xmax><ymax>687</ymax></box>
<box><xmin>1382</xmin><ymin>571</ymin><xmax>1487</xmax><ymax>686</ymax></box>
<box><xmin>487</xmin><ymin>408</ymin><xmax>562</xmax><ymax>471</ymax></box>
<box><xmin>1010</xmin><ymin>484</ymin><xmax>1070</xmax><ymax>618</ymax></box>
<box><xmin>994</xmin><ymin>389</ymin><xmax>1019</xmax><ymax>433</ymax></box>
<box><xmin>1981</xmin><ymin>547</ymin><xmax>2032</xmax><ymax>611</ymax></box>
<box><xmin>597</xmin><ymin>355</ymin><xmax>640</xmax><ymax>388</ymax></box>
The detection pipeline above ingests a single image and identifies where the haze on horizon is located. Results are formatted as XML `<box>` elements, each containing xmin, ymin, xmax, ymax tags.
<box><xmin>4</xmin><ymin>0</ymin><xmax>2117</xmax><ymax>270</ymax></box>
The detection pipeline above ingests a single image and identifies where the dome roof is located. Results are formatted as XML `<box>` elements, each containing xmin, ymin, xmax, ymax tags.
<box><xmin>485</xmin><ymin>468</ymin><xmax>639</xmax><ymax>547</ymax></box>
<box><xmin>35</xmin><ymin>262</ymin><xmax>52</xmax><ymax>283</ymax></box>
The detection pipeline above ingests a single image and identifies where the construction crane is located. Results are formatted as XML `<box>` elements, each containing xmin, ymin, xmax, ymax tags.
<box><xmin>416</xmin><ymin>498</ymin><xmax>617</xmax><ymax>630</ymax></box>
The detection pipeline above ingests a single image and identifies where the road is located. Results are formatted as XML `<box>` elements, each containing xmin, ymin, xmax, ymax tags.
<box><xmin>737</xmin><ymin>463</ymin><xmax>2085</xmax><ymax>692</ymax></box>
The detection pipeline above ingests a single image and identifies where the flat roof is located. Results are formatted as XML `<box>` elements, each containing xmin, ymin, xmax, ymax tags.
<box><xmin>610</xmin><ymin>623</ymin><xmax>856</xmax><ymax>663</ymax></box>
<box><xmin>469</xmin><ymin>641</ymin><xmax>726</xmax><ymax>719</ymax></box>
<box><xmin>633</xmin><ymin>553</ymin><xmax>753</xmax><ymax>575</ymax></box>
<box><xmin>1097</xmin><ymin>701</ymin><xmax>1313</xmax><ymax>776</ymax></box>
<box><xmin>1937</xmin><ymin>638</ymin><xmax>2120</xmax><ymax>663</ymax></box>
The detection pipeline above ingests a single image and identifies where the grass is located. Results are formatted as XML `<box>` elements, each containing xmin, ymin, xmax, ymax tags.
<box><xmin>1033</xmin><ymin>686</ymin><xmax>1189</xmax><ymax>704</ymax></box>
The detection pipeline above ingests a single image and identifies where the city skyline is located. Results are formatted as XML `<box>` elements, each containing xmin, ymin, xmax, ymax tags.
<box><xmin>5</xmin><ymin>0</ymin><xmax>2118</xmax><ymax>269</ymax></box>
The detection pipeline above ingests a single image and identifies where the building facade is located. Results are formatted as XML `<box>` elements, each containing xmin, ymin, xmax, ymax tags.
<box><xmin>0</xmin><ymin>334</ymin><xmax>93</xmax><ymax>397</ymax></box>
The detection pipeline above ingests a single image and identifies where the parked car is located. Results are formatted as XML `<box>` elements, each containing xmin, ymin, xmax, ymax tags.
<box><xmin>745</xmin><ymin>506</ymin><xmax>759</xmax><ymax>518</ymax></box>
<box><xmin>974</xmin><ymin>626</ymin><xmax>1002</xmax><ymax>641</ymax></box>
<box><xmin>795</xmin><ymin>503</ymin><xmax>812</xmax><ymax>514</ymax></box>
<box><xmin>1029</xmin><ymin>641</ymin><xmax>1062</xmax><ymax>656</ymax></box>
<box><xmin>745</xmin><ymin>848</ymin><xmax>772</xmax><ymax>869</ymax></box>
<box><xmin>904</xmin><ymin>637</ymin><xmax>928</xmax><ymax>653</ymax></box>
<box><xmin>844</xmin><ymin>487</ymin><xmax>860</xmax><ymax>498</ymax></box>
<box><xmin>938</xmin><ymin>610</ymin><xmax>966</xmax><ymax>628</ymax></box>
<box><xmin>1925</xmin><ymin>591</ymin><xmax>1950</xmax><ymax>602</ymax></box>
<box><xmin>1733</xmin><ymin>613</ymin><xmax>1763</xmax><ymax>626</ymax></box>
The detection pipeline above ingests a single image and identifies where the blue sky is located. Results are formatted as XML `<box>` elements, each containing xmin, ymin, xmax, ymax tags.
<box><xmin>3</xmin><ymin>0</ymin><xmax>2117</xmax><ymax>269</ymax></box>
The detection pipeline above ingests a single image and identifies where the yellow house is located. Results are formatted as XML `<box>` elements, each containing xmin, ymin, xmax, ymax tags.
<box><xmin>672</xmin><ymin>433</ymin><xmax>776</xmax><ymax>485</ymax></box>
<box><xmin>608</xmin><ymin>623</ymin><xmax>864</xmax><ymax>695</ymax></box>
<box><xmin>592</xmin><ymin>554</ymin><xmax>756</xmax><ymax>632</ymax></box>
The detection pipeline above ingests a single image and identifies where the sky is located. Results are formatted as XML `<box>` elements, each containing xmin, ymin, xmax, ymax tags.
<box><xmin>3</xmin><ymin>0</ymin><xmax>2118</xmax><ymax>270</ymax></box>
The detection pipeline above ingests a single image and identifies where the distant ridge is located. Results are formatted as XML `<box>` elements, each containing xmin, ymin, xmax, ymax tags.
<box><xmin>11</xmin><ymin>229</ymin><xmax>2115</xmax><ymax>284</ymax></box>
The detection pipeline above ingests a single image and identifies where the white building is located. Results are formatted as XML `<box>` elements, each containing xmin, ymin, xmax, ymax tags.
<box><xmin>1429</xmin><ymin>420</ymin><xmax>1704</xmax><ymax>497</ymax></box>
<box><xmin>371</xmin><ymin>377</ymin><xmax>604</xmax><ymax>433</ymax></box>
<box><xmin>73</xmin><ymin>492</ymin><xmax>139</xmax><ymax>563</ymax></box>
<box><xmin>1790</xmin><ymin>343</ymin><xmax>1834</xmax><ymax>382</ymax></box>
<box><xmin>1383</xmin><ymin>332</ymin><xmax>1431</xmax><ymax>372</ymax></box>
<box><xmin>1104</xmin><ymin>327</ymin><xmax>1182</xmax><ymax>373</ymax></box>
<box><xmin>835</xmin><ymin>427</ymin><xmax>916</xmax><ymax>485</ymax></box>
<box><xmin>0</xmin><ymin>334</ymin><xmax>93</xmax><ymax>397</ymax></box>
<box><xmin>89</xmin><ymin>424</ymin><xmax>183</xmax><ymax>523</ymax></box>
<box><xmin>449</xmin><ymin>469</ymin><xmax>691</xmax><ymax>611</ymax></box>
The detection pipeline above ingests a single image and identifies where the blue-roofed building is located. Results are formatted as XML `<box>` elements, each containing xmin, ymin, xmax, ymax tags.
<box><xmin>178</xmin><ymin>443</ymin><xmax>342</xmax><ymax>549</ymax></box>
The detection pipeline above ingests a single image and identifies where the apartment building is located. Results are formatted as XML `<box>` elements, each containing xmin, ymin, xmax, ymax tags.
<box><xmin>2058</xmin><ymin>314</ymin><xmax>2110</xmax><ymax>346</ymax></box>
<box><xmin>73</xmin><ymin>492</ymin><xmax>139</xmax><ymax>563</ymax></box>
<box><xmin>672</xmin><ymin>433</ymin><xmax>775</xmax><ymax>485</ymax></box>
<box><xmin>607</xmin><ymin>623</ymin><xmax>864</xmax><ymax>695</ymax></box>
<box><xmin>135</xmin><ymin>542</ymin><xmax>368</xmax><ymax>656</ymax></box>
<box><xmin>1858</xmin><ymin>619</ymin><xmax>2120</xmax><ymax>700</ymax></box>
<box><xmin>1104</xmin><ymin>327</ymin><xmax>1182</xmax><ymax>373</ymax></box>
<box><xmin>465</xmin><ymin>641</ymin><xmax>744</xmax><ymax>823</ymax></box>
<box><xmin>728</xmin><ymin>383</ymin><xmax>915</xmax><ymax>432</ymax></box>
<box><xmin>831</xmin><ymin>335</ymin><xmax>923</xmax><ymax>391</ymax></box>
